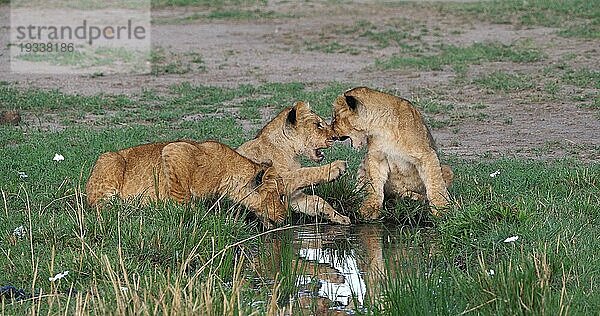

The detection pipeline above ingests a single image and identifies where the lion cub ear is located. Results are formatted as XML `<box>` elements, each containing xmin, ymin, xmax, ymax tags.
<box><xmin>344</xmin><ymin>95</ymin><xmax>358</xmax><ymax>110</ymax></box>
<box><xmin>287</xmin><ymin>101</ymin><xmax>311</xmax><ymax>126</ymax></box>
<box><xmin>254</xmin><ymin>169</ymin><xmax>266</xmax><ymax>188</ymax></box>
<box><xmin>286</xmin><ymin>107</ymin><xmax>297</xmax><ymax>126</ymax></box>
<box><xmin>254</xmin><ymin>167</ymin><xmax>277</xmax><ymax>188</ymax></box>
<box><xmin>344</xmin><ymin>87</ymin><xmax>368</xmax><ymax>111</ymax></box>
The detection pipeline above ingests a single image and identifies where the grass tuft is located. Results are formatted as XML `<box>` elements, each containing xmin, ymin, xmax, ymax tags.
<box><xmin>474</xmin><ymin>71</ymin><xmax>536</xmax><ymax>92</ymax></box>
<box><xmin>376</xmin><ymin>42</ymin><xmax>545</xmax><ymax>71</ymax></box>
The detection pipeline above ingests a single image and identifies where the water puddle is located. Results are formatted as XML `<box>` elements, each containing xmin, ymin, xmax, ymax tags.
<box><xmin>257</xmin><ymin>223</ymin><xmax>434</xmax><ymax>315</ymax></box>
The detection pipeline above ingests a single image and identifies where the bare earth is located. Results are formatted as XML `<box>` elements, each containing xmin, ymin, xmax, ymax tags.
<box><xmin>0</xmin><ymin>2</ymin><xmax>598</xmax><ymax>161</ymax></box>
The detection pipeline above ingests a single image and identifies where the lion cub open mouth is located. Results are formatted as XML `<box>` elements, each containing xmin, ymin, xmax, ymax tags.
<box><xmin>313</xmin><ymin>148</ymin><xmax>326</xmax><ymax>162</ymax></box>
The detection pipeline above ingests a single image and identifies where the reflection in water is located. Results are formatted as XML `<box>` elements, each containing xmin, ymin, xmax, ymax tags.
<box><xmin>297</xmin><ymin>248</ymin><xmax>366</xmax><ymax>306</ymax></box>
<box><xmin>261</xmin><ymin>223</ymin><xmax>432</xmax><ymax>314</ymax></box>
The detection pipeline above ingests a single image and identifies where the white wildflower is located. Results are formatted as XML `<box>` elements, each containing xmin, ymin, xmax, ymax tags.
<box><xmin>49</xmin><ymin>271</ymin><xmax>69</xmax><ymax>282</ymax></box>
<box><xmin>503</xmin><ymin>236</ymin><xmax>519</xmax><ymax>243</ymax></box>
<box><xmin>13</xmin><ymin>225</ymin><xmax>26</xmax><ymax>238</ymax></box>
<box><xmin>53</xmin><ymin>154</ymin><xmax>65</xmax><ymax>162</ymax></box>
<box><xmin>120</xmin><ymin>286</ymin><xmax>128</xmax><ymax>292</ymax></box>
<box><xmin>489</xmin><ymin>170</ymin><xmax>500</xmax><ymax>178</ymax></box>
<box><xmin>18</xmin><ymin>171</ymin><xmax>28</xmax><ymax>179</ymax></box>
<box><xmin>487</xmin><ymin>269</ymin><xmax>495</xmax><ymax>276</ymax></box>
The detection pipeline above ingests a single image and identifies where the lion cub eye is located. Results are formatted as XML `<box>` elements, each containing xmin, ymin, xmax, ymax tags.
<box><xmin>279</xmin><ymin>194</ymin><xmax>287</xmax><ymax>204</ymax></box>
<box><xmin>316</xmin><ymin>122</ymin><xmax>324</xmax><ymax>129</ymax></box>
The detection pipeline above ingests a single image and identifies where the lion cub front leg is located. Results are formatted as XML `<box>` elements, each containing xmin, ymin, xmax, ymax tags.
<box><xmin>290</xmin><ymin>192</ymin><xmax>351</xmax><ymax>225</ymax></box>
<box><xmin>286</xmin><ymin>160</ymin><xmax>346</xmax><ymax>191</ymax></box>
<box><xmin>358</xmin><ymin>151</ymin><xmax>389</xmax><ymax>220</ymax></box>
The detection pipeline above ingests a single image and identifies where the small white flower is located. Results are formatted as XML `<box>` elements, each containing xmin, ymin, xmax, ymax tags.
<box><xmin>49</xmin><ymin>270</ymin><xmax>69</xmax><ymax>282</ymax></box>
<box><xmin>53</xmin><ymin>154</ymin><xmax>65</xmax><ymax>162</ymax></box>
<box><xmin>503</xmin><ymin>236</ymin><xmax>519</xmax><ymax>243</ymax></box>
<box><xmin>13</xmin><ymin>225</ymin><xmax>26</xmax><ymax>238</ymax></box>
<box><xmin>120</xmin><ymin>286</ymin><xmax>128</xmax><ymax>292</ymax></box>
<box><xmin>490</xmin><ymin>170</ymin><xmax>500</xmax><ymax>178</ymax></box>
<box><xmin>18</xmin><ymin>171</ymin><xmax>28</xmax><ymax>179</ymax></box>
<box><xmin>487</xmin><ymin>269</ymin><xmax>495</xmax><ymax>276</ymax></box>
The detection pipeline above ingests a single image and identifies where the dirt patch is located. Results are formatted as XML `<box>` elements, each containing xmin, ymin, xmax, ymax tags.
<box><xmin>0</xmin><ymin>2</ymin><xmax>598</xmax><ymax>161</ymax></box>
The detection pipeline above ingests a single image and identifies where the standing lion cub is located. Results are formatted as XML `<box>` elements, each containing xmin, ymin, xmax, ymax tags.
<box><xmin>332</xmin><ymin>87</ymin><xmax>453</xmax><ymax>219</ymax></box>
<box><xmin>85</xmin><ymin>140</ymin><xmax>288</xmax><ymax>227</ymax></box>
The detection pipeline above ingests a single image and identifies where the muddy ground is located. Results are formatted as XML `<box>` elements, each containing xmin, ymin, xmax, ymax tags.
<box><xmin>0</xmin><ymin>2</ymin><xmax>598</xmax><ymax>161</ymax></box>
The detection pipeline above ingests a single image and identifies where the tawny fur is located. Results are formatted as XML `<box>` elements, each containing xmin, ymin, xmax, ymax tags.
<box><xmin>85</xmin><ymin>140</ymin><xmax>287</xmax><ymax>227</ymax></box>
<box><xmin>332</xmin><ymin>87</ymin><xmax>453</xmax><ymax>219</ymax></box>
<box><xmin>237</xmin><ymin>101</ymin><xmax>351</xmax><ymax>225</ymax></box>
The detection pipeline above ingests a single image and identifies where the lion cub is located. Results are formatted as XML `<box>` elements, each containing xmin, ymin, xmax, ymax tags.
<box><xmin>86</xmin><ymin>140</ymin><xmax>287</xmax><ymax>227</ymax></box>
<box><xmin>332</xmin><ymin>87</ymin><xmax>453</xmax><ymax>219</ymax></box>
<box><xmin>237</xmin><ymin>101</ymin><xmax>351</xmax><ymax>225</ymax></box>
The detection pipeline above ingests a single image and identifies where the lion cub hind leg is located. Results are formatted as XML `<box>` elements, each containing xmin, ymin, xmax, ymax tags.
<box><xmin>290</xmin><ymin>192</ymin><xmax>351</xmax><ymax>225</ymax></box>
<box><xmin>86</xmin><ymin>152</ymin><xmax>126</xmax><ymax>206</ymax></box>
<box><xmin>161</xmin><ymin>142</ymin><xmax>199</xmax><ymax>202</ymax></box>
<box><xmin>441</xmin><ymin>164</ymin><xmax>454</xmax><ymax>188</ymax></box>
<box><xmin>415</xmin><ymin>150</ymin><xmax>450</xmax><ymax>211</ymax></box>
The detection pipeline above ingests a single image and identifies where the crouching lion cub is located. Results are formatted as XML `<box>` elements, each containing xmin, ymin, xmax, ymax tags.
<box><xmin>237</xmin><ymin>101</ymin><xmax>351</xmax><ymax>225</ymax></box>
<box><xmin>332</xmin><ymin>87</ymin><xmax>453</xmax><ymax>219</ymax></box>
<box><xmin>86</xmin><ymin>140</ymin><xmax>288</xmax><ymax>227</ymax></box>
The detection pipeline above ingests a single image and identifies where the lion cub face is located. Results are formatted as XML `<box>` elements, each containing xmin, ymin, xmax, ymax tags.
<box><xmin>253</xmin><ymin>166</ymin><xmax>288</xmax><ymax>225</ymax></box>
<box><xmin>332</xmin><ymin>94</ymin><xmax>368</xmax><ymax>149</ymax></box>
<box><xmin>287</xmin><ymin>101</ymin><xmax>337</xmax><ymax>162</ymax></box>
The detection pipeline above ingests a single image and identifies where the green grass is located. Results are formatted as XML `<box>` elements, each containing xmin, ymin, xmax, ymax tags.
<box><xmin>206</xmin><ymin>9</ymin><xmax>285</xmax><ymax>20</ymax></box>
<box><xmin>376</xmin><ymin>42</ymin><xmax>545</xmax><ymax>71</ymax></box>
<box><xmin>339</xmin><ymin>19</ymin><xmax>424</xmax><ymax>49</ymax></box>
<box><xmin>0</xmin><ymin>82</ymin><xmax>351</xmax><ymax>129</ymax></box>
<box><xmin>15</xmin><ymin>47</ymin><xmax>148</xmax><ymax>73</ymax></box>
<box><xmin>305</xmin><ymin>41</ymin><xmax>360</xmax><ymax>55</ymax></box>
<box><xmin>1</xmin><ymin>83</ymin><xmax>599</xmax><ymax>314</ymax></box>
<box><xmin>151</xmin><ymin>0</ymin><xmax>265</xmax><ymax>8</ymax></box>
<box><xmin>365</xmin><ymin>159</ymin><xmax>599</xmax><ymax>315</ymax></box>
<box><xmin>438</xmin><ymin>0</ymin><xmax>600</xmax><ymax>39</ymax></box>
<box><xmin>413</xmin><ymin>98</ymin><xmax>455</xmax><ymax>115</ymax></box>
<box><xmin>305</xmin><ymin>18</ymin><xmax>425</xmax><ymax>55</ymax></box>
<box><xmin>540</xmin><ymin>65</ymin><xmax>600</xmax><ymax>107</ymax></box>
<box><xmin>562</xmin><ymin>68</ymin><xmax>600</xmax><ymax>89</ymax></box>
<box><xmin>474</xmin><ymin>71</ymin><xmax>536</xmax><ymax>92</ymax></box>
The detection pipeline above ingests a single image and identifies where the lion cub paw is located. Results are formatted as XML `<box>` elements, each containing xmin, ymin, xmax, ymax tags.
<box><xmin>429</xmin><ymin>201</ymin><xmax>450</xmax><ymax>217</ymax></box>
<box><xmin>359</xmin><ymin>203</ymin><xmax>381</xmax><ymax>221</ymax></box>
<box><xmin>328</xmin><ymin>160</ymin><xmax>347</xmax><ymax>181</ymax></box>
<box><xmin>332</xmin><ymin>213</ymin><xmax>351</xmax><ymax>225</ymax></box>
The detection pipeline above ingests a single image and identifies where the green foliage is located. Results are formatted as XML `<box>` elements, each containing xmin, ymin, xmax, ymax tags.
<box><xmin>438</xmin><ymin>0</ymin><xmax>600</xmax><ymax>38</ymax></box>
<box><xmin>206</xmin><ymin>9</ymin><xmax>284</xmax><ymax>20</ymax></box>
<box><xmin>305</xmin><ymin>41</ymin><xmax>361</xmax><ymax>55</ymax></box>
<box><xmin>562</xmin><ymin>68</ymin><xmax>600</xmax><ymax>89</ymax></box>
<box><xmin>151</xmin><ymin>0</ymin><xmax>265</xmax><ymax>8</ymax></box>
<box><xmin>376</xmin><ymin>42</ymin><xmax>545</xmax><ymax>71</ymax></box>
<box><xmin>474</xmin><ymin>71</ymin><xmax>536</xmax><ymax>92</ymax></box>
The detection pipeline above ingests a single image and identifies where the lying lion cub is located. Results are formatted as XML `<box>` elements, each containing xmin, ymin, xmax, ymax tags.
<box><xmin>332</xmin><ymin>87</ymin><xmax>453</xmax><ymax>219</ymax></box>
<box><xmin>237</xmin><ymin>101</ymin><xmax>351</xmax><ymax>225</ymax></box>
<box><xmin>86</xmin><ymin>140</ymin><xmax>287</xmax><ymax>227</ymax></box>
